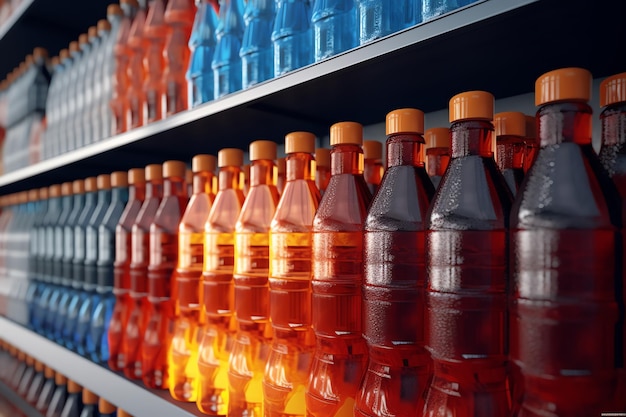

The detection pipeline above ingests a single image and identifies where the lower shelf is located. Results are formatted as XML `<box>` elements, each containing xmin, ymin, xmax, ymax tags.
<box><xmin>0</xmin><ymin>316</ymin><xmax>203</xmax><ymax>417</ymax></box>
<box><xmin>0</xmin><ymin>379</ymin><xmax>44</xmax><ymax>417</ymax></box>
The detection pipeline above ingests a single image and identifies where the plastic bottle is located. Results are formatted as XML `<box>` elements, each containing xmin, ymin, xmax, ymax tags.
<box><xmin>511</xmin><ymin>68</ymin><xmax>622</xmax><ymax>416</ymax></box>
<box><xmin>109</xmin><ymin>168</ymin><xmax>146</xmax><ymax>370</ymax></box>
<box><xmin>35</xmin><ymin>366</ymin><xmax>56</xmax><ymax>414</ymax></box>
<box><xmin>363</xmin><ymin>140</ymin><xmax>383</xmax><ymax>196</ymax></box>
<box><xmin>73</xmin><ymin>28</ymin><xmax>97</xmax><ymax>150</ymax></box>
<box><xmin>60</xmin><ymin>380</ymin><xmax>84</xmax><ymax>417</ymax></box>
<box><xmin>169</xmin><ymin>154</ymin><xmax>217</xmax><ymax>402</ymax></box>
<box><xmin>98</xmin><ymin>398</ymin><xmax>117</xmax><ymax>417</ymax></box>
<box><xmin>60</xmin><ymin>41</ymin><xmax>80</xmax><ymax>153</ymax></box>
<box><xmin>197</xmin><ymin>148</ymin><xmax>245</xmax><ymax>415</ymax></box>
<box><xmin>78</xmin><ymin>389</ymin><xmax>98</xmax><ymax>417</ymax></box>
<box><xmin>42</xmin><ymin>51</ymin><xmax>66</xmax><ymax>159</ymax></box>
<box><xmin>424</xmin><ymin>127</ymin><xmax>450</xmax><ymax>189</ymax></box>
<box><xmin>424</xmin><ymin>90</ymin><xmax>513</xmax><ymax>416</ymax></box>
<box><xmin>311</xmin><ymin>0</ymin><xmax>357</xmax><ymax>62</ymax></box>
<box><xmin>264</xmin><ymin>132</ymin><xmax>320</xmax><ymax>417</ymax></box>
<box><xmin>355</xmin><ymin>108</ymin><xmax>435</xmax><ymax>416</ymax></box>
<box><xmin>97</xmin><ymin>4</ymin><xmax>123</xmax><ymax>141</ymax></box>
<box><xmin>315</xmin><ymin>148</ymin><xmax>330</xmax><ymax>194</ymax></box>
<box><xmin>494</xmin><ymin>111</ymin><xmax>526</xmax><ymax>196</ymax></box>
<box><xmin>357</xmin><ymin>0</ymin><xmax>420</xmax><ymax>45</ymax></box>
<box><xmin>307</xmin><ymin>121</ymin><xmax>372</xmax><ymax>416</ymax></box>
<box><xmin>243</xmin><ymin>164</ymin><xmax>250</xmax><ymax>197</ymax></box>
<box><xmin>422</xmin><ymin>0</ymin><xmax>477</xmax><ymax>22</ymax></box>
<box><xmin>212</xmin><ymin>0</ymin><xmax>245</xmax><ymax>98</ymax></box>
<box><xmin>85</xmin><ymin>18</ymin><xmax>112</xmax><ymax>145</ymax></box>
<box><xmin>163</xmin><ymin>0</ymin><xmax>195</xmax><ymax>116</ymax></box>
<box><xmin>228</xmin><ymin>140</ymin><xmax>280</xmax><ymax>416</ymax></box>
<box><xmin>46</xmin><ymin>372</ymin><xmax>68</xmax><ymax>417</ymax></box>
<box><xmin>82</xmin><ymin>24</ymin><xmax>105</xmax><ymax>147</ymax></box>
<box><xmin>111</xmin><ymin>0</ymin><xmax>139</xmax><ymax>134</ymax></box>
<box><xmin>88</xmin><ymin>172</ymin><xmax>130</xmax><ymax>364</ymax></box>
<box><xmin>26</xmin><ymin>187</ymin><xmax>48</xmax><ymax>330</ymax></box>
<box><xmin>17</xmin><ymin>354</ymin><xmax>35</xmax><ymax>397</ymax></box>
<box><xmin>276</xmin><ymin>157</ymin><xmax>286</xmax><ymax>195</ymax></box>
<box><xmin>523</xmin><ymin>115</ymin><xmax>538</xmax><ymax>174</ymax></box>
<box><xmin>9</xmin><ymin>350</ymin><xmax>26</xmax><ymax>390</ymax></box>
<box><xmin>187</xmin><ymin>0</ymin><xmax>218</xmax><ymax>107</ymax></box>
<box><xmin>142</xmin><ymin>0</ymin><xmax>167</xmax><ymax>124</ymax></box>
<box><xmin>123</xmin><ymin>164</ymin><xmax>163</xmax><ymax>379</ymax></box>
<box><xmin>126</xmin><ymin>0</ymin><xmax>149</xmax><ymax>129</ymax></box>
<box><xmin>25</xmin><ymin>360</ymin><xmax>46</xmax><ymax>405</ymax></box>
<box><xmin>271</xmin><ymin>0</ymin><xmax>313</xmax><ymax>77</ymax></box>
<box><xmin>240</xmin><ymin>0</ymin><xmax>275</xmax><ymax>89</ymax></box>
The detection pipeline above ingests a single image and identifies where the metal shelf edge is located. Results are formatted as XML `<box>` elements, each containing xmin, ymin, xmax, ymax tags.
<box><xmin>0</xmin><ymin>0</ymin><xmax>35</xmax><ymax>40</ymax></box>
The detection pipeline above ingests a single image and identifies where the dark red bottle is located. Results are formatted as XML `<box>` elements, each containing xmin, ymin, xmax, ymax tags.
<box><xmin>494</xmin><ymin>111</ymin><xmax>526</xmax><ymax>196</ymax></box>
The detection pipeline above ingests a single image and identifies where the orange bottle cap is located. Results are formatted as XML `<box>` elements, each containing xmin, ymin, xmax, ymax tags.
<box><xmin>363</xmin><ymin>140</ymin><xmax>383</xmax><ymax>160</ymax></box>
<box><xmin>59</xmin><ymin>49</ymin><xmax>70</xmax><ymax>60</ymax></box>
<box><xmin>449</xmin><ymin>90</ymin><xmax>494</xmax><ymax>122</ymax></box>
<box><xmin>145</xmin><ymin>164</ymin><xmax>163</xmax><ymax>181</ymax></box>
<box><xmin>28</xmin><ymin>189</ymin><xmax>39</xmax><ymax>202</ymax></box>
<box><xmin>386</xmin><ymin>108</ymin><xmax>425</xmax><ymax>135</ymax></box>
<box><xmin>88</xmin><ymin>26</ymin><xmax>98</xmax><ymax>39</ymax></box>
<box><xmin>600</xmin><ymin>72</ymin><xmax>626</xmax><ymax>108</ymax></box>
<box><xmin>69</xmin><ymin>41</ymin><xmax>79</xmax><ymax>53</ymax></box>
<box><xmin>99</xmin><ymin>398</ymin><xmax>116</xmax><ymax>414</ymax></box>
<box><xmin>84</xmin><ymin>177</ymin><xmax>98</xmax><ymax>192</ymax></box>
<box><xmin>111</xmin><ymin>171</ymin><xmax>128</xmax><ymax>187</ymax></box>
<box><xmin>79</xmin><ymin>34</ymin><xmax>89</xmax><ymax>45</ymax></box>
<box><xmin>26</xmin><ymin>355</ymin><xmax>35</xmax><ymax>366</ymax></box>
<box><xmin>425</xmin><ymin>127</ymin><xmax>450</xmax><ymax>149</ymax></box>
<box><xmin>39</xmin><ymin>187</ymin><xmax>49</xmax><ymax>200</ymax></box>
<box><xmin>61</xmin><ymin>182</ymin><xmax>73</xmax><ymax>196</ymax></box>
<box><xmin>44</xmin><ymin>366</ymin><xmax>55</xmax><ymax>379</ymax></box>
<box><xmin>54</xmin><ymin>373</ymin><xmax>67</xmax><ymax>385</ymax></box>
<box><xmin>98</xmin><ymin>19</ymin><xmax>112</xmax><ymax>32</ymax></box>
<box><xmin>25</xmin><ymin>55</ymin><xmax>34</xmax><ymax>66</ymax></box>
<box><xmin>192</xmin><ymin>154</ymin><xmax>217</xmax><ymax>173</ymax></box>
<box><xmin>218</xmin><ymin>148</ymin><xmax>244</xmax><ymax>167</ymax></box>
<box><xmin>163</xmin><ymin>160</ymin><xmax>187</xmax><ymax>178</ymax></box>
<box><xmin>33</xmin><ymin>47</ymin><xmax>48</xmax><ymax>60</ymax></box>
<box><xmin>285</xmin><ymin>131</ymin><xmax>316</xmax><ymax>154</ymax></box>
<box><xmin>128</xmin><ymin>168</ymin><xmax>145</xmax><ymax>184</ymax></box>
<box><xmin>67</xmin><ymin>380</ymin><xmax>82</xmax><ymax>394</ymax></box>
<box><xmin>97</xmin><ymin>174</ymin><xmax>111</xmax><ymax>190</ymax></box>
<box><xmin>118</xmin><ymin>409</ymin><xmax>133</xmax><ymax>417</ymax></box>
<box><xmin>330</xmin><ymin>121</ymin><xmax>363</xmax><ymax>146</ymax></box>
<box><xmin>249</xmin><ymin>140</ymin><xmax>278</xmax><ymax>161</ymax></box>
<box><xmin>277</xmin><ymin>157</ymin><xmax>286</xmax><ymax>174</ymax></box>
<box><xmin>20</xmin><ymin>192</ymin><xmax>29</xmax><ymax>204</ymax></box>
<box><xmin>525</xmin><ymin>115</ymin><xmax>536</xmax><ymax>139</ymax></box>
<box><xmin>17</xmin><ymin>351</ymin><xmax>26</xmax><ymax>361</ymax></box>
<box><xmin>49</xmin><ymin>184</ymin><xmax>62</xmax><ymax>198</ymax></box>
<box><xmin>315</xmin><ymin>148</ymin><xmax>330</xmax><ymax>168</ymax></box>
<box><xmin>34</xmin><ymin>361</ymin><xmax>44</xmax><ymax>372</ymax></box>
<box><xmin>51</xmin><ymin>56</ymin><xmax>60</xmax><ymax>67</ymax></box>
<box><xmin>108</xmin><ymin>4</ymin><xmax>123</xmax><ymax>16</ymax></box>
<box><xmin>71</xmin><ymin>180</ymin><xmax>84</xmax><ymax>194</ymax></box>
<box><xmin>82</xmin><ymin>389</ymin><xmax>98</xmax><ymax>404</ymax></box>
<box><xmin>535</xmin><ymin>67</ymin><xmax>591</xmax><ymax>106</ymax></box>
<box><xmin>185</xmin><ymin>169</ymin><xmax>193</xmax><ymax>184</ymax></box>
<box><xmin>494</xmin><ymin>111</ymin><xmax>526</xmax><ymax>137</ymax></box>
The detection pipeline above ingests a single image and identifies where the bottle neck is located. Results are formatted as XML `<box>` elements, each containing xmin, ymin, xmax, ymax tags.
<box><xmin>331</xmin><ymin>143</ymin><xmax>364</xmax><ymax>176</ymax></box>
<box><xmin>250</xmin><ymin>159</ymin><xmax>276</xmax><ymax>187</ymax></box>
<box><xmin>426</xmin><ymin>148</ymin><xmax>450</xmax><ymax>177</ymax></box>
<box><xmin>129</xmin><ymin>183</ymin><xmax>146</xmax><ymax>202</ymax></box>
<box><xmin>193</xmin><ymin>171</ymin><xmax>215</xmax><ymax>195</ymax></box>
<box><xmin>287</xmin><ymin>152</ymin><xmax>315</xmax><ymax>181</ymax></box>
<box><xmin>601</xmin><ymin>102</ymin><xmax>626</xmax><ymax>148</ymax></box>
<box><xmin>496</xmin><ymin>135</ymin><xmax>525</xmax><ymax>170</ymax></box>
<box><xmin>163</xmin><ymin>177</ymin><xmax>186</xmax><ymax>198</ymax></box>
<box><xmin>73</xmin><ymin>194</ymin><xmax>85</xmax><ymax>207</ymax></box>
<box><xmin>111</xmin><ymin>186</ymin><xmax>129</xmax><ymax>203</ymax></box>
<box><xmin>97</xmin><ymin>189</ymin><xmax>112</xmax><ymax>206</ymax></box>
<box><xmin>537</xmin><ymin>101</ymin><xmax>592</xmax><ymax>147</ymax></box>
<box><xmin>451</xmin><ymin>120</ymin><xmax>494</xmax><ymax>158</ymax></box>
<box><xmin>145</xmin><ymin>180</ymin><xmax>164</xmax><ymax>199</ymax></box>
<box><xmin>218</xmin><ymin>166</ymin><xmax>244</xmax><ymax>191</ymax></box>
<box><xmin>84</xmin><ymin>192</ymin><xmax>97</xmax><ymax>207</ymax></box>
<box><xmin>49</xmin><ymin>197</ymin><xmax>62</xmax><ymax>212</ymax></box>
<box><xmin>386</xmin><ymin>133</ymin><xmax>425</xmax><ymax>167</ymax></box>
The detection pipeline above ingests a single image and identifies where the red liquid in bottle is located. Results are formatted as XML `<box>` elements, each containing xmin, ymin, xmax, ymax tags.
<box><xmin>425</xmin><ymin>127</ymin><xmax>451</xmax><ymax>190</ymax></box>
<box><xmin>494</xmin><ymin>111</ymin><xmax>526</xmax><ymax>196</ymax></box>
<box><xmin>126</xmin><ymin>0</ymin><xmax>149</xmax><ymax>129</ymax></box>
<box><xmin>142</xmin><ymin>0</ymin><xmax>167</xmax><ymax>123</ymax></box>
<box><xmin>363</xmin><ymin>140</ymin><xmax>383</xmax><ymax>196</ymax></box>
<box><xmin>522</xmin><ymin>115</ymin><xmax>538</xmax><ymax>174</ymax></box>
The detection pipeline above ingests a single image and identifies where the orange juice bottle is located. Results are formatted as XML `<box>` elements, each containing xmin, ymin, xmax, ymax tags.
<box><xmin>523</xmin><ymin>115</ymin><xmax>538</xmax><ymax>173</ymax></box>
<box><xmin>356</xmin><ymin>108</ymin><xmax>435</xmax><ymax>416</ymax></box>
<box><xmin>108</xmin><ymin>168</ymin><xmax>146</xmax><ymax>371</ymax></box>
<box><xmin>363</xmin><ymin>140</ymin><xmax>383</xmax><ymax>195</ymax></box>
<box><xmin>264</xmin><ymin>132</ymin><xmax>320</xmax><ymax>417</ymax></box>
<box><xmin>143</xmin><ymin>160</ymin><xmax>189</xmax><ymax>389</ymax></box>
<box><xmin>229</xmin><ymin>140</ymin><xmax>280</xmax><ymax>416</ymax></box>
<box><xmin>169</xmin><ymin>154</ymin><xmax>217</xmax><ymax>402</ymax></box>
<box><xmin>424</xmin><ymin>127</ymin><xmax>451</xmax><ymax>189</ymax></box>
<box><xmin>123</xmin><ymin>164</ymin><xmax>163</xmax><ymax>379</ymax></box>
<box><xmin>494</xmin><ymin>111</ymin><xmax>526</xmax><ymax>195</ymax></box>
<box><xmin>142</xmin><ymin>0</ymin><xmax>167</xmax><ymax>124</ymax></box>
<box><xmin>197</xmin><ymin>148</ymin><xmax>245</xmax><ymax>415</ymax></box>
<box><xmin>315</xmin><ymin>148</ymin><xmax>330</xmax><ymax>194</ymax></box>
<box><xmin>276</xmin><ymin>157</ymin><xmax>286</xmax><ymax>195</ymax></box>
<box><xmin>307</xmin><ymin>122</ymin><xmax>372</xmax><ymax>416</ymax></box>
<box><xmin>126</xmin><ymin>0</ymin><xmax>149</xmax><ymax>129</ymax></box>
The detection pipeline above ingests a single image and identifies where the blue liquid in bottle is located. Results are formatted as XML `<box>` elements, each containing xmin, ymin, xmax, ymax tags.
<box><xmin>26</xmin><ymin>188</ymin><xmax>48</xmax><ymax>331</ymax></box>
<box><xmin>240</xmin><ymin>0</ymin><xmax>275</xmax><ymax>89</ymax></box>
<box><xmin>357</xmin><ymin>0</ymin><xmax>420</xmax><ymax>45</ymax></box>
<box><xmin>187</xmin><ymin>0</ymin><xmax>219</xmax><ymax>107</ymax></box>
<box><xmin>212</xmin><ymin>0</ymin><xmax>245</xmax><ymax>98</ymax></box>
<box><xmin>422</xmin><ymin>0</ymin><xmax>477</xmax><ymax>22</ymax></box>
<box><xmin>271</xmin><ymin>0</ymin><xmax>313</xmax><ymax>76</ymax></box>
<box><xmin>311</xmin><ymin>0</ymin><xmax>357</xmax><ymax>62</ymax></box>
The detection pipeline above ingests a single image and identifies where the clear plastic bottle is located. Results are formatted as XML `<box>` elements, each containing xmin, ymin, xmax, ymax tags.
<box><xmin>424</xmin><ymin>127</ymin><xmax>450</xmax><ymax>189</ymax></box>
<box><xmin>276</xmin><ymin>157</ymin><xmax>286</xmax><ymax>195</ymax></box>
<box><xmin>60</xmin><ymin>41</ymin><xmax>80</xmax><ymax>153</ymax></box>
<box><xmin>25</xmin><ymin>360</ymin><xmax>46</xmax><ymax>405</ymax></box>
<box><xmin>356</xmin><ymin>108</ymin><xmax>435</xmax><ymax>416</ymax></box>
<box><xmin>35</xmin><ymin>366</ymin><xmax>56</xmax><ymax>414</ymax></box>
<box><xmin>212</xmin><ymin>0</ymin><xmax>245</xmax><ymax>98</ymax></box>
<box><xmin>357</xmin><ymin>0</ymin><xmax>420</xmax><ymax>45</ymax></box>
<box><xmin>46</xmin><ymin>372</ymin><xmax>68</xmax><ymax>417</ymax></box>
<box><xmin>422</xmin><ymin>0</ymin><xmax>477</xmax><ymax>22</ymax></box>
<box><xmin>109</xmin><ymin>168</ymin><xmax>146</xmax><ymax>371</ymax></box>
<box><xmin>424</xmin><ymin>91</ymin><xmax>513</xmax><ymax>417</ymax></box>
<box><xmin>307</xmin><ymin>121</ymin><xmax>372</xmax><ymax>416</ymax></box>
<box><xmin>73</xmin><ymin>28</ymin><xmax>98</xmax><ymax>150</ymax></box>
<box><xmin>60</xmin><ymin>380</ymin><xmax>84</xmax><ymax>417</ymax></box>
<box><xmin>126</xmin><ymin>0</ymin><xmax>149</xmax><ymax>129</ymax></box>
<box><xmin>264</xmin><ymin>132</ymin><xmax>320</xmax><ymax>417</ymax></box>
<box><xmin>271</xmin><ymin>0</ymin><xmax>313</xmax><ymax>77</ymax></box>
<box><xmin>494</xmin><ymin>111</ymin><xmax>526</xmax><ymax>196</ymax></box>
<box><xmin>315</xmin><ymin>147</ymin><xmax>330</xmax><ymax>194</ymax></box>
<box><xmin>240</xmin><ymin>0</ymin><xmax>275</xmax><ymax>89</ymax></box>
<box><xmin>82</xmin><ymin>24</ymin><xmax>106</xmax><ymax>147</ymax></box>
<box><xmin>86</xmin><ymin>18</ymin><xmax>112</xmax><ymax>145</ymax></box>
<box><xmin>142</xmin><ymin>0</ymin><xmax>167</xmax><ymax>124</ymax></box>
<box><xmin>78</xmin><ymin>389</ymin><xmax>98</xmax><ymax>417</ymax></box>
<box><xmin>187</xmin><ymin>0</ymin><xmax>219</xmax><ymax>107</ymax></box>
<box><xmin>523</xmin><ymin>115</ymin><xmax>538</xmax><ymax>174</ymax></box>
<box><xmin>17</xmin><ymin>354</ymin><xmax>35</xmax><ymax>397</ymax></box>
<box><xmin>363</xmin><ymin>140</ymin><xmax>383</xmax><ymax>196</ymax></box>
<box><xmin>97</xmin><ymin>4</ymin><xmax>123</xmax><ymax>141</ymax></box>
<box><xmin>42</xmin><ymin>52</ymin><xmax>66</xmax><ymax>159</ymax></box>
<box><xmin>311</xmin><ymin>0</ymin><xmax>357</xmax><ymax>62</ymax></box>
<box><xmin>169</xmin><ymin>154</ymin><xmax>217</xmax><ymax>402</ymax></box>
<box><xmin>512</xmin><ymin>68</ymin><xmax>622</xmax><ymax>416</ymax></box>
<box><xmin>197</xmin><ymin>148</ymin><xmax>245</xmax><ymax>416</ymax></box>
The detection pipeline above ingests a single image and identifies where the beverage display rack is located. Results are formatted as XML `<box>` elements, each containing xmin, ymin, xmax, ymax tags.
<box><xmin>0</xmin><ymin>0</ymin><xmax>624</xmax><ymax>415</ymax></box>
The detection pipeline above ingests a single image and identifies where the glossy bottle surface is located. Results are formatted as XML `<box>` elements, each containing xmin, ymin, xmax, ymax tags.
<box><xmin>187</xmin><ymin>0</ymin><xmax>218</xmax><ymax>107</ymax></box>
<box><xmin>126</xmin><ymin>0</ymin><xmax>149</xmax><ymax>129</ymax></box>
<box><xmin>212</xmin><ymin>0</ymin><xmax>245</xmax><ymax>98</ymax></box>
<box><xmin>240</xmin><ymin>0</ymin><xmax>275</xmax><ymax>89</ymax></box>
<box><xmin>311</xmin><ymin>0</ymin><xmax>357</xmax><ymax>62</ymax></box>
<box><xmin>271</xmin><ymin>0</ymin><xmax>313</xmax><ymax>76</ymax></box>
<box><xmin>142</xmin><ymin>0</ymin><xmax>167</xmax><ymax>123</ymax></box>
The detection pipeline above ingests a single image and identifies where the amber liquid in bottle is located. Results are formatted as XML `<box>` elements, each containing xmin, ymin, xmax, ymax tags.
<box><xmin>426</xmin><ymin>147</ymin><xmax>450</xmax><ymax>189</ymax></box>
<box><xmin>496</xmin><ymin>134</ymin><xmax>525</xmax><ymax>196</ymax></box>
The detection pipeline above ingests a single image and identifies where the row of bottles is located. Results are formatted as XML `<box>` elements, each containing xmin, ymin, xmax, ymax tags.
<box><xmin>0</xmin><ymin>0</ymin><xmax>25</xmax><ymax>27</ymax></box>
<box><xmin>0</xmin><ymin>340</ymin><xmax>133</xmax><ymax>416</ymax></box>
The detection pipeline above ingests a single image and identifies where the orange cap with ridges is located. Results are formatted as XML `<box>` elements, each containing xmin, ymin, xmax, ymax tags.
<box><xmin>49</xmin><ymin>184</ymin><xmax>62</xmax><ymax>198</ymax></box>
<box><xmin>25</xmin><ymin>55</ymin><xmax>34</xmax><ymax>66</ymax></box>
<box><xmin>525</xmin><ymin>116</ymin><xmax>536</xmax><ymax>139</ymax></box>
<box><xmin>111</xmin><ymin>171</ymin><xmax>128</xmax><ymax>187</ymax></box>
<box><xmin>60</xmin><ymin>49</ymin><xmax>70</xmax><ymax>60</ymax></box>
<box><xmin>35</xmin><ymin>361</ymin><xmax>44</xmax><ymax>372</ymax></box>
<box><xmin>218</xmin><ymin>148</ymin><xmax>244</xmax><ymax>167</ymax></box>
<box><xmin>494</xmin><ymin>112</ymin><xmax>526</xmax><ymax>137</ymax></box>
<box><xmin>118</xmin><ymin>409</ymin><xmax>133</xmax><ymax>417</ymax></box>
<box><xmin>600</xmin><ymin>72</ymin><xmax>626</xmax><ymax>108</ymax></box>
<box><xmin>33</xmin><ymin>47</ymin><xmax>48</xmax><ymax>60</ymax></box>
<box><xmin>85</xmin><ymin>177</ymin><xmax>98</xmax><ymax>192</ymax></box>
<box><xmin>26</xmin><ymin>355</ymin><xmax>34</xmax><ymax>366</ymax></box>
<box><xmin>88</xmin><ymin>26</ymin><xmax>98</xmax><ymax>38</ymax></box>
<box><xmin>82</xmin><ymin>389</ymin><xmax>98</xmax><ymax>405</ymax></box>
<box><xmin>51</xmin><ymin>56</ymin><xmax>60</xmax><ymax>67</ymax></box>
<box><xmin>249</xmin><ymin>140</ymin><xmax>277</xmax><ymax>161</ymax></box>
<box><xmin>17</xmin><ymin>351</ymin><xmax>26</xmax><ymax>361</ymax></box>
<box><xmin>363</xmin><ymin>140</ymin><xmax>382</xmax><ymax>160</ymax></box>
<box><xmin>79</xmin><ymin>34</ymin><xmax>88</xmax><ymax>45</ymax></box>
<box><xmin>73</xmin><ymin>179</ymin><xmax>85</xmax><ymax>194</ymax></box>
<box><xmin>315</xmin><ymin>148</ymin><xmax>330</xmax><ymax>168</ymax></box>
<box><xmin>128</xmin><ymin>168</ymin><xmax>145</xmax><ymax>184</ymax></box>
<box><xmin>44</xmin><ymin>366</ymin><xmax>55</xmax><ymax>378</ymax></box>
<box><xmin>67</xmin><ymin>380</ymin><xmax>82</xmax><ymax>394</ymax></box>
<box><xmin>28</xmin><ymin>189</ymin><xmax>38</xmax><ymax>202</ymax></box>
<box><xmin>97</xmin><ymin>174</ymin><xmax>111</xmax><ymax>190</ymax></box>
<box><xmin>61</xmin><ymin>182</ymin><xmax>73</xmax><ymax>196</ymax></box>
<box><xmin>285</xmin><ymin>131</ymin><xmax>316</xmax><ymax>154</ymax></box>
<box><xmin>193</xmin><ymin>154</ymin><xmax>217</xmax><ymax>173</ymax></box>
<box><xmin>330</xmin><ymin>122</ymin><xmax>363</xmax><ymax>146</ymax></box>
<box><xmin>386</xmin><ymin>108</ymin><xmax>425</xmax><ymax>135</ymax></box>
<box><xmin>535</xmin><ymin>67</ymin><xmax>591</xmax><ymax>106</ymax></box>
<box><xmin>98</xmin><ymin>19</ymin><xmax>112</xmax><ymax>31</ymax></box>
<box><xmin>70</xmin><ymin>41</ymin><xmax>79</xmax><ymax>53</ymax></box>
<box><xmin>425</xmin><ymin>128</ymin><xmax>450</xmax><ymax>149</ymax></box>
<box><xmin>99</xmin><ymin>398</ymin><xmax>116</xmax><ymax>414</ymax></box>
<box><xmin>108</xmin><ymin>4</ymin><xmax>123</xmax><ymax>15</ymax></box>
<box><xmin>19</xmin><ymin>192</ymin><xmax>29</xmax><ymax>204</ymax></box>
<box><xmin>145</xmin><ymin>164</ymin><xmax>163</xmax><ymax>181</ymax></box>
<box><xmin>449</xmin><ymin>90</ymin><xmax>494</xmax><ymax>122</ymax></box>
<box><xmin>55</xmin><ymin>373</ymin><xmax>67</xmax><ymax>385</ymax></box>
<box><xmin>39</xmin><ymin>187</ymin><xmax>48</xmax><ymax>200</ymax></box>
<box><xmin>163</xmin><ymin>160</ymin><xmax>187</xmax><ymax>178</ymax></box>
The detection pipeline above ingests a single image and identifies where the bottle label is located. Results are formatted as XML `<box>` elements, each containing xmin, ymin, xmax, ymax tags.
<box><xmin>150</xmin><ymin>230</ymin><xmax>178</xmax><ymax>269</ymax></box>
<box><xmin>86</xmin><ymin>226</ymin><xmax>98</xmax><ymax>263</ymax></box>
<box><xmin>99</xmin><ymin>228</ymin><xmax>115</xmax><ymax>265</ymax></box>
<box><xmin>205</xmin><ymin>233</ymin><xmax>235</xmax><ymax>272</ymax></box>
<box><xmin>74</xmin><ymin>228</ymin><xmax>86</xmax><ymax>261</ymax></box>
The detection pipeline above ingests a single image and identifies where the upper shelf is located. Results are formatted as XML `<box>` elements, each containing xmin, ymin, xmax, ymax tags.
<box><xmin>0</xmin><ymin>0</ymin><xmax>624</xmax><ymax>194</ymax></box>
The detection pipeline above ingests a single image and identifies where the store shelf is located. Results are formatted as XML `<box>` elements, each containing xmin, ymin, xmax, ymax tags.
<box><xmin>0</xmin><ymin>316</ymin><xmax>204</xmax><ymax>417</ymax></box>
<box><xmin>0</xmin><ymin>380</ymin><xmax>43</xmax><ymax>417</ymax></box>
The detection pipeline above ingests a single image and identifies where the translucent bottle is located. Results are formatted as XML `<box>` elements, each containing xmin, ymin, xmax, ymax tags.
<box><xmin>212</xmin><ymin>0</ymin><xmax>245</xmax><ymax>98</ymax></box>
<box><xmin>97</xmin><ymin>4</ymin><xmax>123</xmax><ymax>141</ymax></box>
<box><xmin>424</xmin><ymin>127</ymin><xmax>450</xmax><ymax>189</ymax></box>
<box><xmin>26</xmin><ymin>188</ymin><xmax>48</xmax><ymax>330</ymax></box>
<box><xmin>523</xmin><ymin>115</ymin><xmax>538</xmax><ymax>174</ymax></box>
<box><xmin>315</xmin><ymin>147</ymin><xmax>330</xmax><ymax>194</ymax></box>
<box><xmin>271</xmin><ymin>0</ymin><xmax>313</xmax><ymax>77</ymax></box>
<box><xmin>311</xmin><ymin>0</ymin><xmax>357</xmax><ymax>62</ymax></box>
<box><xmin>25</xmin><ymin>360</ymin><xmax>46</xmax><ymax>405</ymax></box>
<box><xmin>355</xmin><ymin>108</ymin><xmax>435</xmax><ymax>416</ymax></box>
<box><xmin>88</xmin><ymin>172</ymin><xmax>130</xmax><ymax>364</ymax></box>
<box><xmin>98</xmin><ymin>398</ymin><xmax>117</xmax><ymax>417</ymax></box>
<box><xmin>264</xmin><ymin>132</ymin><xmax>320</xmax><ymax>417</ymax></box>
<box><xmin>35</xmin><ymin>366</ymin><xmax>56</xmax><ymax>415</ymax></box>
<box><xmin>78</xmin><ymin>389</ymin><xmax>98</xmax><ymax>417</ymax></box>
<box><xmin>276</xmin><ymin>157</ymin><xmax>286</xmax><ymax>195</ymax></box>
<box><xmin>85</xmin><ymin>18</ymin><xmax>112</xmax><ymax>145</ymax></box>
<box><xmin>60</xmin><ymin>380</ymin><xmax>84</xmax><ymax>417</ymax></box>
<box><xmin>357</xmin><ymin>0</ymin><xmax>420</xmax><ymax>45</ymax></box>
<box><xmin>46</xmin><ymin>373</ymin><xmax>68</xmax><ymax>417</ymax></box>
<box><xmin>142</xmin><ymin>0</ymin><xmax>167</xmax><ymax>124</ymax></box>
<box><xmin>163</xmin><ymin>0</ymin><xmax>195</xmax><ymax>116</ymax></box>
<box><xmin>126</xmin><ymin>0</ymin><xmax>149</xmax><ymax>129</ymax></box>
<box><xmin>422</xmin><ymin>0</ymin><xmax>477</xmax><ymax>22</ymax></box>
<box><xmin>169</xmin><ymin>154</ymin><xmax>217</xmax><ymax>402</ymax></box>
<box><xmin>240</xmin><ymin>0</ymin><xmax>275</xmax><ymax>89</ymax></box>
<box><xmin>494</xmin><ymin>111</ymin><xmax>526</xmax><ymax>196</ymax></box>
<box><xmin>123</xmin><ymin>164</ymin><xmax>163</xmax><ymax>379</ymax></box>
<box><xmin>109</xmin><ymin>168</ymin><xmax>146</xmax><ymax>371</ymax></box>
<box><xmin>424</xmin><ymin>91</ymin><xmax>513</xmax><ymax>416</ymax></box>
<box><xmin>512</xmin><ymin>68</ymin><xmax>622</xmax><ymax>416</ymax></box>
<box><xmin>42</xmin><ymin>52</ymin><xmax>65</xmax><ymax>159</ymax></box>
<box><xmin>17</xmin><ymin>354</ymin><xmax>35</xmax><ymax>397</ymax></box>
<box><xmin>73</xmin><ymin>28</ymin><xmax>97</xmax><ymax>150</ymax></box>
<box><xmin>197</xmin><ymin>148</ymin><xmax>245</xmax><ymax>416</ymax></box>
<box><xmin>81</xmin><ymin>24</ymin><xmax>105</xmax><ymax>147</ymax></box>
<box><xmin>307</xmin><ymin>121</ymin><xmax>372</xmax><ymax>416</ymax></box>
<box><xmin>363</xmin><ymin>140</ymin><xmax>383</xmax><ymax>196</ymax></box>
<box><xmin>187</xmin><ymin>0</ymin><xmax>219</xmax><ymax>107</ymax></box>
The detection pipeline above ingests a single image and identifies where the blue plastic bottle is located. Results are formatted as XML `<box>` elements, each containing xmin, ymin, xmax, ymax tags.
<box><xmin>422</xmin><ymin>0</ymin><xmax>476</xmax><ymax>22</ymax></box>
<box><xmin>240</xmin><ymin>0</ymin><xmax>275</xmax><ymax>89</ymax></box>
<box><xmin>212</xmin><ymin>0</ymin><xmax>245</xmax><ymax>98</ymax></box>
<box><xmin>187</xmin><ymin>0</ymin><xmax>219</xmax><ymax>107</ymax></box>
<box><xmin>311</xmin><ymin>0</ymin><xmax>357</xmax><ymax>62</ymax></box>
<box><xmin>271</xmin><ymin>0</ymin><xmax>313</xmax><ymax>76</ymax></box>
<box><xmin>357</xmin><ymin>0</ymin><xmax>420</xmax><ymax>45</ymax></box>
